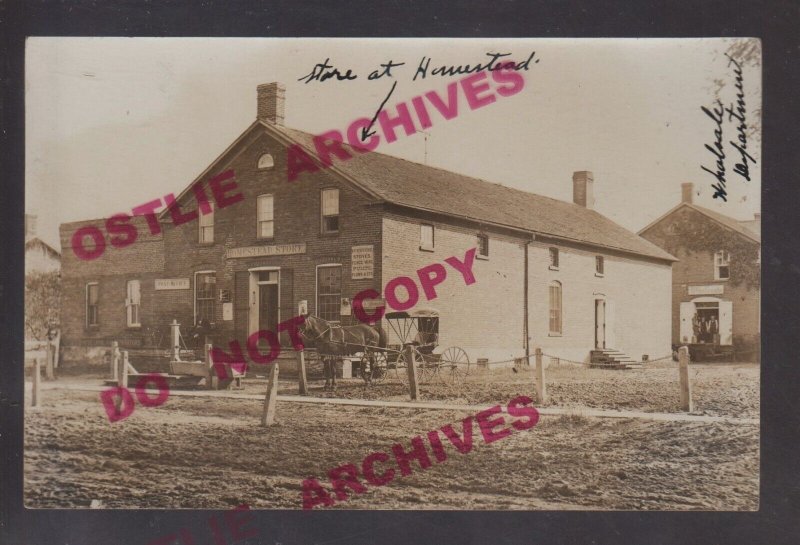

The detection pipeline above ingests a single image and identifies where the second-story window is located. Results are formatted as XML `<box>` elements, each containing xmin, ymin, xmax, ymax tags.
<box><xmin>549</xmin><ymin>247</ymin><xmax>559</xmax><ymax>269</ymax></box>
<box><xmin>715</xmin><ymin>250</ymin><xmax>730</xmax><ymax>280</ymax></box>
<box><xmin>477</xmin><ymin>234</ymin><xmax>489</xmax><ymax>258</ymax></box>
<box><xmin>257</xmin><ymin>194</ymin><xmax>274</xmax><ymax>238</ymax></box>
<box><xmin>86</xmin><ymin>282</ymin><xmax>99</xmax><ymax>327</ymax></box>
<box><xmin>595</xmin><ymin>255</ymin><xmax>604</xmax><ymax>275</ymax></box>
<box><xmin>420</xmin><ymin>223</ymin><xmax>434</xmax><ymax>251</ymax></box>
<box><xmin>321</xmin><ymin>188</ymin><xmax>339</xmax><ymax>234</ymax></box>
<box><xmin>126</xmin><ymin>279</ymin><xmax>141</xmax><ymax>327</ymax></box>
<box><xmin>199</xmin><ymin>203</ymin><xmax>214</xmax><ymax>244</ymax></box>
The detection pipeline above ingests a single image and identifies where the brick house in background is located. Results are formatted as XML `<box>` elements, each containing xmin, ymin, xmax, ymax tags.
<box><xmin>25</xmin><ymin>214</ymin><xmax>61</xmax><ymax>275</ymax></box>
<box><xmin>59</xmin><ymin>82</ymin><xmax>676</xmax><ymax>368</ymax></box>
<box><xmin>639</xmin><ymin>182</ymin><xmax>761</xmax><ymax>360</ymax></box>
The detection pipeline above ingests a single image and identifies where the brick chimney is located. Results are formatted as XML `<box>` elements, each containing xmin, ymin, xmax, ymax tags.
<box><xmin>681</xmin><ymin>182</ymin><xmax>694</xmax><ymax>204</ymax></box>
<box><xmin>572</xmin><ymin>171</ymin><xmax>594</xmax><ymax>208</ymax></box>
<box><xmin>257</xmin><ymin>82</ymin><xmax>285</xmax><ymax>125</ymax></box>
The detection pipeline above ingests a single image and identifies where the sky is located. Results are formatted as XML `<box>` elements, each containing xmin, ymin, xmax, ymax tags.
<box><xmin>26</xmin><ymin>38</ymin><xmax>761</xmax><ymax>250</ymax></box>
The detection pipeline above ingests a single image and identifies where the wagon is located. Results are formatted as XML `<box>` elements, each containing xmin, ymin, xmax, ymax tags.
<box><xmin>359</xmin><ymin>308</ymin><xmax>471</xmax><ymax>385</ymax></box>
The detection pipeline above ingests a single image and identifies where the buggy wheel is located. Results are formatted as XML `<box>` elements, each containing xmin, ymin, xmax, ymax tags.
<box><xmin>417</xmin><ymin>351</ymin><xmax>439</xmax><ymax>384</ymax></box>
<box><xmin>360</xmin><ymin>351</ymin><xmax>388</xmax><ymax>384</ymax></box>
<box><xmin>392</xmin><ymin>352</ymin><xmax>408</xmax><ymax>384</ymax></box>
<box><xmin>441</xmin><ymin>346</ymin><xmax>470</xmax><ymax>384</ymax></box>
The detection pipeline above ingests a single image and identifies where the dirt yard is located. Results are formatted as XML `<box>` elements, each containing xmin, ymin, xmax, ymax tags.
<box><xmin>25</xmin><ymin>363</ymin><xmax>759</xmax><ymax>510</ymax></box>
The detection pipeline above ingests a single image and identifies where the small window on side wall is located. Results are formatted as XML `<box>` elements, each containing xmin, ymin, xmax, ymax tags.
<box><xmin>126</xmin><ymin>279</ymin><xmax>141</xmax><ymax>327</ymax></box>
<box><xmin>549</xmin><ymin>247</ymin><xmax>559</xmax><ymax>269</ymax></box>
<box><xmin>257</xmin><ymin>194</ymin><xmax>274</xmax><ymax>238</ymax></box>
<box><xmin>477</xmin><ymin>234</ymin><xmax>489</xmax><ymax>258</ymax></box>
<box><xmin>86</xmin><ymin>282</ymin><xmax>99</xmax><ymax>327</ymax></box>
<box><xmin>199</xmin><ymin>202</ymin><xmax>214</xmax><ymax>244</ymax></box>
<box><xmin>321</xmin><ymin>188</ymin><xmax>339</xmax><ymax>234</ymax></box>
<box><xmin>595</xmin><ymin>256</ymin><xmax>604</xmax><ymax>276</ymax></box>
<box><xmin>420</xmin><ymin>224</ymin><xmax>434</xmax><ymax>251</ymax></box>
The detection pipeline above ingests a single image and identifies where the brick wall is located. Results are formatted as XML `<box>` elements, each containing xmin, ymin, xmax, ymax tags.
<box><xmin>59</xmin><ymin>217</ymin><xmax>165</xmax><ymax>364</ymax></box>
<box><xmin>162</xmin><ymin>131</ymin><xmax>384</xmax><ymax>349</ymax></box>
<box><xmin>528</xmin><ymin>240</ymin><xmax>673</xmax><ymax>363</ymax></box>
<box><xmin>640</xmin><ymin>206</ymin><xmax>761</xmax><ymax>347</ymax></box>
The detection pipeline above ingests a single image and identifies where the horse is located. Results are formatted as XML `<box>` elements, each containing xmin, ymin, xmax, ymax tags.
<box><xmin>299</xmin><ymin>315</ymin><xmax>386</xmax><ymax>391</ymax></box>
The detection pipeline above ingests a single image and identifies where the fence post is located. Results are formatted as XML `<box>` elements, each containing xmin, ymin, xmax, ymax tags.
<box><xmin>110</xmin><ymin>341</ymin><xmax>119</xmax><ymax>381</ymax></box>
<box><xmin>32</xmin><ymin>356</ymin><xmax>41</xmax><ymax>408</ymax></box>
<box><xmin>116</xmin><ymin>351</ymin><xmax>129</xmax><ymax>413</ymax></box>
<box><xmin>45</xmin><ymin>341</ymin><xmax>55</xmax><ymax>381</ymax></box>
<box><xmin>170</xmin><ymin>319</ymin><xmax>181</xmax><ymax>361</ymax></box>
<box><xmin>297</xmin><ymin>350</ymin><xmax>308</xmax><ymax>395</ymax></box>
<box><xmin>205</xmin><ymin>343</ymin><xmax>219</xmax><ymax>390</ymax></box>
<box><xmin>535</xmin><ymin>347</ymin><xmax>547</xmax><ymax>404</ymax></box>
<box><xmin>678</xmin><ymin>346</ymin><xmax>693</xmax><ymax>412</ymax></box>
<box><xmin>261</xmin><ymin>363</ymin><xmax>279</xmax><ymax>426</ymax></box>
<box><xmin>404</xmin><ymin>345</ymin><xmax>420</xmax><ymax>401</ymax></box>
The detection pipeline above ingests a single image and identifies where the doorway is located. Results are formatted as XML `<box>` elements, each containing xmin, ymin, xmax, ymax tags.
<box><xmin>248</xmin><ymin>268</ymin><xmax>280</xmax><ymax>336</ymax></box>
<box><xmin>595</xmin><ymin>298</ymin><xmax>606</xmax><ymax>349</ymax></box>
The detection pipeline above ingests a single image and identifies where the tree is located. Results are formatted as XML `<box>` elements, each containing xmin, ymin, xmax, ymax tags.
<box><xmin>25</xmin><ymin>271</ymin><xmax>61</xmax><ymax>340</ymax></box>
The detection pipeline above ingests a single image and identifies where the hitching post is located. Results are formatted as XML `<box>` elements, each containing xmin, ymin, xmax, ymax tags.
<box><xmin>31</xmin><ymin>356</ymin><xmax>41</xmax><ymax>408</ymax></box>
<box><xmin>535</xmin><ymin>347</ymin><xmax>547</xmax><ymax>404</ymax></box>
<box><xmin>45</xmin><ymin>341</ymin><xmax>55</xmax><ymax>381</ymax></box>
<box><xmin>404</xmin><ymin>345</ymin><xmax>420</xmax><ymax>401</ymax></box>
<box><xmin>678</xmin><ymin>346</ymin><xmax>693</xmax><ymax>412</ymax></box>
<box><xmin>296</xmin><ymin>350</ymin><xmax>309</xmax><ymax>395</ymax></box>
<box><xmin>261</xmin><ymin>363</ymin><xmax>279</xmax><ymax>426</ymax></box>
<box><xmin>116</xmin><ymin>351</ymin><xmax>129</xmax><ymax>413</ymax></box>
<box><xmin>110</xmin><ymin>341</ymin><xmax>119</xmax><ymax>381</ymax></box>
<box><xmin>170</xmin><ymin>319</ymin><xmax>181</xmax><ymax>362</ymax></box>
<box><xmin>205</xmin><ymin>343</ymin><xmax>218</xmax><ymax>390</ymax></box>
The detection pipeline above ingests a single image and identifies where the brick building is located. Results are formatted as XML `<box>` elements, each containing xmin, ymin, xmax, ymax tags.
<box><xmin>639</xmin><ymin>183</ymin><xmax>761</xmax><ymax>359</ymax></box>
<box><xmin>25</xmin><ymin>214</ymin><xmax>61</xmax><ymax>275</ymax></box>
<box><xmin>59</xmin><ymin>82</ymin><xmax>676</xmax><ymax>367</ymax></box>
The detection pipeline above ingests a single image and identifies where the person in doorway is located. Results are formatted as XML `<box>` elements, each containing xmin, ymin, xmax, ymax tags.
<box><xmin>709</xmin><ymin>315</ymin><xmax>719</xmax><ymax>344</ymax></box>
<box><xmin>692</xmin><ymin>313</ymin><xmax>701</xmax><ymax>343</ymax></box>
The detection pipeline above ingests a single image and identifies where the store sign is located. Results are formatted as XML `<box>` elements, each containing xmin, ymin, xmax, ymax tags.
<box><xmin>688</xmin><ymin>284</ymin><xmax>724</xmax><ymax>295</ymax></box>
<box><xmin>351</xmin><ymin>245</ymin><xmax>374</xmax><ymax>279</ymax></box>
<box><xmin>155</xmin><ymin>278</ymin><xmax>190</xmax><ymax>290</ymax></box>
<box><xmin>226</xmin><ymin>243</ymin><xmax>306</xmax><ymax>259</ymax></box>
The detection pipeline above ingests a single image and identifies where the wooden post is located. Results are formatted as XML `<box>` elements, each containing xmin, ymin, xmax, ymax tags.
<box><xmin>170</xmin><ymin>319</ymin><xmax>181</xmax><ymax>361</ymax></box>
<box><xmin>535</xmin><ymin>347</ymin><xmax>547</xmax><ymax>404</ymax></box>
<box><xmin>404</xmin><ymin>345</ymin><xmax>420</xmax><ymax>401</ymax></box>
<box><xmin>45</xmin><ymin>341</ymin><xmax>55</xmax><ymax>381</ymax></box>
<box><xmin>297</xmin><ymin>350</ymin><xmax>309</xmax><ymax>395</ymax></box>
<box><xmin>31</xmin><ymin>356</ymin><xmax>41</xmax><ymax>408</ymax></box>
<box><xmin>52</xmin><ymin>331</ymin><xmax>61</xmax><ymax>369</ymax></box>
<box><xmin>678</xmin><ymin>346</ymin><xmax>693</xmax><ymax>412</ymax></box>
<box><xmin>110</xmin><ymin>341</ymin><xmax>119</xmax><ymax>381</ymax></box>
<box><xmin>261</xmin><ymin>363</ymin><xmax>279</xmax><ymax>426</ymax></box>
<box><xmin>204</xmin><ymin>343</ymin><xmax>219</xmax><ymax>390</ymax></box>
<box><xmin>116</xmin><ymin>351</ymin><xmax>129</xmax><ymax>413</ymax></box>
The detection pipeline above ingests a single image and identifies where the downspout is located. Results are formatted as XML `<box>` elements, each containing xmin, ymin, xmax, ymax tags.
<box><xmin>524</xmin><ymin>234</ymin><xmax>535</xmax><ymax>361</ymax></box>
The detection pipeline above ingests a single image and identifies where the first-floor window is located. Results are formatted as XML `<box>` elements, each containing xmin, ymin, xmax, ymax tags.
<box><xmin>317</xmin><ymin>265</ymin><xmax>342</xmax><ymax>322</ymax></box>
<box><xmin>195</xmin><ymin>272</ymin><xmax>216</xmax><ymax>324</ymax></box>
<box><xmin>86</xmin><ymin>282</ymin><xmax>99</xmax><ymax>327</ymax></box>
<box><xmin>126</xmin><ymin>279</ymin><xmax>141</xmax><ymax>327</ymax></box>
<box><xmin>549</xmin><ymin>281</ymin><xmax>562</xmax><ymax>335</ymax></box>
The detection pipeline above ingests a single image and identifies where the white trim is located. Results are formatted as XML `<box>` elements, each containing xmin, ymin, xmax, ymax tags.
<box><xmin>315</xmin><ymin>263</ymin><xmax>343</xmax><ymax>322</ymax></box>
<box><xmin>193</xmin><ymin>270</ymin><xmax>216</xmax><ymax>324</ymax></box>
<box><xmin>249</xmin><ymin>269</ymin><xmax>281</xmax><ymax>335</ymax></box>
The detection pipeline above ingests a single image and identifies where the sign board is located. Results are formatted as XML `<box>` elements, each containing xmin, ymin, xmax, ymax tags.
<box><xmin>351</xmin><ymin>245</ymin><xmax>374</xmax><ymax>279</ymax></box>
<box><xmin>340</xmin><ymin>297</ymin><xmax>352</xmax><ymax>316</ymax></box>
<box><xmin>688</xmin><ymin>284</ymin><xmax>724</xmax><ymax>295</ymax></box>
<box><xmin>222</xmin><ymin>302</ymin><xmax>233</xmax><ymax>321</ymax></box>
<box><xmin>298</xmin><ymin>300</ymin><xmax>308</xmax><ymax>316</ymax></box>
<box><xmin>361</xmin><ymin>298</ymin><xmax>385</xmax><ymax>312</ymax></box>
<box><xmin>226</xmin><ymin>243</ymin><xmax>306</xmax><ymax>259</ymax></box>
<box><xmin>218</xmin><ymin>289</ymin><xmax>231</xmax><ymax>303</ymax></box>
<box><xmin>155</xmin><ymin>278</ymin><xmax>190</xmax><ymax>290</ymax></box>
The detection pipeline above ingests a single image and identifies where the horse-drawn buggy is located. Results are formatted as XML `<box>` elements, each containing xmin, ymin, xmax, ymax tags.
<box><xmin>300</xmin><ymin>308</ymin><xmax>471</xmax><ymax>390</ymax></box>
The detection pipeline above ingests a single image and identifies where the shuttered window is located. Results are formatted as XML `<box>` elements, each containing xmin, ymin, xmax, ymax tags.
<box><xmin>317</xmin><ymin>265</ymin><xmax>342</xmax><ymax>322</ymax></box>
<box><xmin>321</xmin><ymin>189</ymin><xmax>339</xmax><ymax>233</ymax></box>
<box><xmin>126</xmin><ymin>279</ymin><xmax>141</xmax><ymax>327</ymax></box>
<box><xmin>549</xmin><ymin>281</ymin><xmax>562</xmax><ymax>335</ymax></box>
<box><xmin>257</xmin><ymin>194</ymin><xmax>274</xmax><ymax>238</ymax></box>
<box><xmin>86</xmin><ymin>282</ymin><xmax>99</xmax><ymax>327</ymax></box>
<box><xmin>199</xmin><ymin>202</ymin><xmax>214</xmax><ymax>243</ymax></box>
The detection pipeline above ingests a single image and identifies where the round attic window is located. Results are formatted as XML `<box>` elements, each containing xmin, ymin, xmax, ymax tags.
<box><xmin>257</xmin><ymin>153</ymin><xmax>275</xmax><ymax>169</ymax></box>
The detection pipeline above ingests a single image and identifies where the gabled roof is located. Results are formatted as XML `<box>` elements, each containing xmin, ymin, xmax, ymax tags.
<box><xmin>268</xmin><ymin>123</ymin><xmax>675</xmax><ymax>262</ymax></box>
<box><xmin>25</xmin><ymin>236</ymin><xmax>61</xmax><ymax>258</ymax></box>
<box><xmin>638</xmin><ymin>202</ymin><xmax>761</xmax><ymax>244</ymax></box>
<box><xmin>160</xmin><ymin>119</ymin><xmax>676</xmax><ymax>262</ymax></box>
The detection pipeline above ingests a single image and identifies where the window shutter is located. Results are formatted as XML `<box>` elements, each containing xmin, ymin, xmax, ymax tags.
<box><xmin>279</xmin><ymin>268</ymin><xmax>295</xmax><ymax>346</ymax></box>
<box><xmin>679</xmin><ymin>302</ymin><xmax>694</xmax><ymax>343</ymax></box>
<box><xmin>234</xmin><ymin>271</ymin><xmax>250</xmax><ymax>347</ymax></box>
<box><xmin>718</xmin><ymin>300</ymin><xmax>733</xmax><ymax>345</ymax></box>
